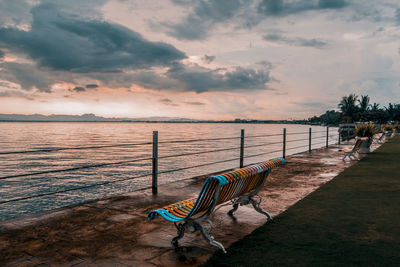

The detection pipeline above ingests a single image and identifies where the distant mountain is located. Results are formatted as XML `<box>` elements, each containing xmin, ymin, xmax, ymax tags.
<box><xmin>0</xmin><ymin>113</ymin><xmax>198</xmax><ymax>122</ymax></box>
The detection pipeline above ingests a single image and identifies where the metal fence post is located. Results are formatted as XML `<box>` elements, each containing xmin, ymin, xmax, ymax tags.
<box><xmin>240</xmin><ymin>129</ymin><xmax>244</xmax><ymax>168</ymax></box>
<box><xmin>309</xmin><ymin>128</ymin><xmax>312</xmax><ymax>153</ymax></box>
<box><xmin>282</xmin><ymin>128</ymin><xmax>286</xmax><ymax>159</ymax></box>
<box><xmin>326</xmin><ymin>127</ymin><xmax>329</xmax><ymax>148</ymax></box>
<box><xmin>152</xmin><ymin>131</ymin><xmax>158</xmax><ymax>194</ymax></box>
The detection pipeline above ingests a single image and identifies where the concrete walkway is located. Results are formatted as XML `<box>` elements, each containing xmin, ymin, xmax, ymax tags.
<box><xmin>0</xmin><ymin>142</ymin><xmax>379</xmax><ymax>266</ymax></box>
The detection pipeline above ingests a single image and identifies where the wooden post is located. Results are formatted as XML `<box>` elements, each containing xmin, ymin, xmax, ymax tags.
<box><xmin>338</xmin><ymin>128</ymin><xmax>341</xmax><ymax>145</ymax></box>
<box><xmin>240</xmin><ymin>129</ymin><xmax>244</xmax><ymax>168</ymax></box>
<box><xmin>309</xmin><ymin>128</ymin><xmax>312</xmax><ymax>153</ymax></box>
<box><xmin>326</xmin><ymin>127</ymin><xmax>329</xmax><ymax>148</ymax></box>
<box><xmin>152</xmin><ymin>131</ymin><xmax>158</xmax><ymax>194</ymax></box>
<box><xmin>282</xmin><ymin>128</ymin><xmax>286</xmax><ymax>159</ymax></box>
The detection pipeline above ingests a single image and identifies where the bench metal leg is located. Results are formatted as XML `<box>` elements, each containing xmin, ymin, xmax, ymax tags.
<box><xmin>250</xmin><ymin>197</ymin><xmax>272</xmax><ymax>220</ymax></box>
<box><xmin>172</xmin><ymin>220</ymin><xmax>226</xmax><ymax>253</ymax></box>
<box><xmin>194</xmin><ymin>220</ymin><xmax>227</xmax><ymax>253</ymax></box>
<box><xmin>227</xmin><ymin>203</ymin><xmax>239</xmax><ymax>217</ymax></box>
<box><xmin>172</xmin><ymin>222</ymin><xmax>187</xmax><ymax>247</ymax></box>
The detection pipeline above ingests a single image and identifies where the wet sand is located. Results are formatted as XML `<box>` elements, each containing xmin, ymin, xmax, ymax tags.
<box><xmin>0</xmin><ymin>142</ymin><xmax>380</xmax><ymax>266</ymax></box>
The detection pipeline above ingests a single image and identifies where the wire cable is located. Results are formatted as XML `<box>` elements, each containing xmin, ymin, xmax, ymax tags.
<box><xmin>285</xmin><ymin>137</ymin><xmax>310</xmax><ymax>143</ymax></box>
<box><xmin>285</xmin><ymin>131</ymin><xmax>309</xmax><ymax>135</ymax></box>
<box><xmin>0</xmin><ymin>142</ymin><xmax>152</xmax><ymax>155</ymax></box>
<box><xmin>245</xmin><ymin>133</ymin><xmax>283</xmax><ymax>138</ymax></box>
<box><xmin>0</xmin><ymin>172</ymin><xmax>152</xmax><ymax>205</ymax></box>
<box><xmin>158</xmin><ymin>157</ymin><xmax>241</xmax><ymax>175</ymax></box>
<box><xmin>159</xmin><ymin>136</ymin><xmax>240</xmax><ymax>144</ymax></box>
<box><xmin>0</xmin><ymin>157</ymin><xmax>152</xmax><ymax>180</ymax></box>
<box><xmin>244</xmin><ymin>149</ymin><xmax>282</xmax><ymax>159</ymax></box>
<box><xmin>244</xmin><ymin>141</ymin><xmax>283</xmax><ymax>149</ymax></box>
<box><xmin>158</xmin><ymin>146</ymin><xmax>239</xmax><ymax>159</ymax></box>
<box><xmin>286</xmin><ymin>144</ymin><xmax>310</xmax><ymax>151</ymax></box>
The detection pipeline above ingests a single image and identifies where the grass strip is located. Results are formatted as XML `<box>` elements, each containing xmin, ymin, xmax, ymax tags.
<box><xmin>204</xmin><ymin>136</ymin><xmax>400</xmax><ymax>267</ymax></box>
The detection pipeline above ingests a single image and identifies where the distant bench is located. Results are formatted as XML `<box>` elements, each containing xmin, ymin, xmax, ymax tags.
<box><xmin>342</xmin><ymin>137</ymin><xmax>366</xmax><ymax>161</ymax></box>
<box><xmin>147</xmin><ymin>158</ymin><xmax>286</xmax><ymax>253</ymax></box>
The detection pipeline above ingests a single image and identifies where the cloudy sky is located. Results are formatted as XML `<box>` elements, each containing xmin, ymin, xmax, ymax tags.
<box><xmin>0</xmin><ymin>0</ymin><xmax>399</xmax><ymax>120</ymax></box>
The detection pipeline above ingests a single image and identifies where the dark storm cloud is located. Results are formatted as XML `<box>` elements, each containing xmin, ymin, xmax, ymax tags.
<box><xmin>396</xmin><ymin>8</ymin><xmax>400</xmax><ymax>25</ymax></box>
<box><xmin>202</xmin><ymin>55</ymin><xmax>216</xmax><ymax>64</ymax></box>
<box><xmin>0</xmin><ymin>0</ymin><xmax>33</xmax><ymax>27</ymax></box>
<box><xmin>166</xmin><ymin>62</ymin><xmax>271</xmax><ymax>92</ymax></box>
<box><xmin>73</xmin><ymin>86</ymin><xmax>86</xmax><ymax>92</ymax></box>
<box><xmin>0</xmin><ymin>50</ymin><xmax>4</xmax><ymax>60</ymax></box>
<box><xmin>0</xmin><ymin>3</ymin><xmax>186</xmax><ymax>73</ymax></box>
<box><xmin>159</xmin><ymin>98</ymin><xmax>179</xmax><ymax>106</ymax></box>
<box><xmin>0</xmin><ymin>62</ymin><xmax>56</xmax><ymax>92</ymax></box>
<box><xmin>95</xmin><ymin>62</ymin><xmax>272</xmax><ymax>93</ymax></box>
<box><xmin>0</xmin><ymin>90</ymin><xmax>28</xmax><ymax>98</ymax></box>
<box><xmin>256</xmin><ymin>60</ymin><xmax>273</xmax><ymax>69</ymax></box>
<box><xmin>263</xmin><ymin>32</ymin><xmax>327</xmax><ymax>48</ymax></box>
<box><xmin>86</xmin><ymin>84</ymin><xmax>99</xmax><ymax>89</ymax></box>
<box><xmin>168</xmin><ymin>0</ymin><xmax>248</xmax><ymax>40</ymax></box>
<box><xmin>167</xmin><ymin>0</ymin><xmax>351</xmax><ymax>40</ymax></box>
<box><xmin>128</xmin><ymin>71</ymin><xmax>181</xmax><ymax>90</ymax></box>
<box><xmin>257</xmin><ymin>0</ymin><xmax>348</xmax><ymax>16</ymax></box>
<box><xmin>318</xmin><ymin>0</ymin><xmax>347</xmax><ymax>9</ymax></box>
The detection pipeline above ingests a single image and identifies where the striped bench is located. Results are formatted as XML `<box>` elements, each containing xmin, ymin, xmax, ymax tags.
<box><xmin>147</xmin><ymin>158</ymin><xmax>285</xmax><ymax>253</ymax></box>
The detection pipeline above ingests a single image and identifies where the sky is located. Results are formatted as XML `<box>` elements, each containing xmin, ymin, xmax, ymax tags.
<box><xmin>0</xmin><ymin>0</ymin><xmax>399</xmax><ymax>120</ymax></box>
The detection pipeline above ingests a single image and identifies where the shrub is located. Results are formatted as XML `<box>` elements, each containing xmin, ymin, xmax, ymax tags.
<box><xmin>355</xmin><ymin>123</ymin><xmax>376</xmax><ymax>140</ymax></box>
<box><xmin>382</xmin><ymin>125</ymin><xmax>394</xmax><ymax>132</ymax></box>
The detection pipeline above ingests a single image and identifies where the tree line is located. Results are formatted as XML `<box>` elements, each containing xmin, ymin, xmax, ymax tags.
<box><xmin>308</xmin><ymin>94</ymin><xmax>400</xmax><ymax>125</ymax></box>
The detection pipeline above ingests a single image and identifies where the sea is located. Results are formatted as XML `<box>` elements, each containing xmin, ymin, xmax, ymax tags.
<box><xmin>0</xmin><ymin>122</ymin><xmax>338</xmax><ymax>221</ymax></box>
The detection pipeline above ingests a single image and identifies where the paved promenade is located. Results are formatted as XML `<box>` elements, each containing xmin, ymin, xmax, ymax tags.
<box><xmin>0</xmin><ymin>141</ymin><xmax>379</xmax><ymax>266</ymax></box>
<box><xmin>205</xmin><ymin>136</ymin><xmax>400</xmax><ymax>266</ymax></box>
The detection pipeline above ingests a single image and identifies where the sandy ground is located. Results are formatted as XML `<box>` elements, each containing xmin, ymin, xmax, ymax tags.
<box><xmin>0</xmin><ymin>141</ymin><xmax>381</xmax><ymax>266</ymax></box>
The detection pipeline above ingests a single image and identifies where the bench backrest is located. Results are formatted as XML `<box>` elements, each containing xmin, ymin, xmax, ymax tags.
<box><xmin>352</xmin><ymin>138</ymin><xmax>365</xmax><ymax>152</ymax></box>
<box><xmin>148</xmin><ymin>158</ymin><xmax>285</xmax><ymax>222</ymax></box>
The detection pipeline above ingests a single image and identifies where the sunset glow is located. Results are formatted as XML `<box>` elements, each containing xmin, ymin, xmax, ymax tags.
<box><xmin>1</xmin><ymin>0</ymin><xmax>399</xmax><ymax>119</ymax></box>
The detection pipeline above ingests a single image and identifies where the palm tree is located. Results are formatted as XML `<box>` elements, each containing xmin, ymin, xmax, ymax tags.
<box><xmin>386</xmin><ymin>103</ymin><xmax>395</xmax><ymax>121</ymax></box>
<box><xmin>358</xmin><ymin>95</ymin><xmax>370</xmax><ymax>121</ymax></box>
<box><xmin>369</xmin><ymin>103</ymin><xmax>387</xmax><ymax>123</ymax></box>
<box><xmin>358</xmin><ymin>95</ymin><xmax>370</xmax><ymax>112</ymax></box>
<box><xmin>371</xmin><ymin>103</ymin><xmax>380</xmax><ymax>112</ymax></box>
<box><xmin>338</xmin><ymin>94</ymin><xmax>359</xmax><ymax>122</ymax></box>
<box><xmin>394</xmin><ymin>104</ymin><xmax>400</xmax><ymax>122</ymax></box>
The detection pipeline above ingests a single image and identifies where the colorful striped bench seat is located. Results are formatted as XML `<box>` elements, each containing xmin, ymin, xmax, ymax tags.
<box><xmin>147</xmin><ymin>157</ymin><xmax>285</xmax><ymax>253</ymax></box>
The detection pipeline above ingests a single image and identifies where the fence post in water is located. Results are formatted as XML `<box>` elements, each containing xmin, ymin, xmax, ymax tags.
<box><xmin>240</xmin><ymin>129</ymin><xmax>244</xmax><ymax>168</ymax></box>
<box><xmin>282</xmin><ymin>128</ymin><xmax>286</xmax><ymax>159</ymax></box>
<box><xmin>326</xmin><ymin>127</ymin><xmax>329</xmax><ymax>148</ymax></box>
<box><xmin>309</xmin><ymin>128</ymin><xmax>312</xmax><ymax>153</ymax></box>
<box><xmin>152</xmin><ymin>131</ymin><xmax>158</xmax><ymax>194</ymax></box>
<box><xmin>338</xmin><ymin>128</ymin><xmax>341</xmax><ymax>145</ymax></box>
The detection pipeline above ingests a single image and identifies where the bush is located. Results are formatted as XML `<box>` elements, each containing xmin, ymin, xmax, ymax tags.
<box><xmin>382</xmin><ymin>125</ymin><xmax>394</xmax><ymax>132</ymax></box>
<box><xmin>355</xmin><ymin>123</ymin><xmax>376</xmax><ymax>140</ymax></box>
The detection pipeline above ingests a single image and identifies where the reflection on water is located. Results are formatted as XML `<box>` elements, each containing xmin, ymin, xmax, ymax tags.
<box><xmin>0</xmin><ymin>122</ymin><xmax>337</xmax><ymax>220</ymax></box>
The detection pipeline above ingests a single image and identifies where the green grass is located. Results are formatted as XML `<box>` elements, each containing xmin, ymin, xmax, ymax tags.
<box><xmin>204</xmin><ymin>136</ymin><xmax>400</xmax><ymax>267</ymax></box>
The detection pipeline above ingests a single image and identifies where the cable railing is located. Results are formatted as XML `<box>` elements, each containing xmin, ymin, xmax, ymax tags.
<box><xmin>0</xmin><ymin>126</ymin><xmax>340</xmax><ymax>214</ymax></box>
<box><xmin>0</xmin><ymin>141</ymin><xmax>153</xmax><ymax>155</ymax></box>
<box><xmin>245</xmin><ymin>133</ymin><xmax>283</xmax><ymax>138</ymax></box>
<box><xmin>0</xmin><ymin>172</ymin><xmax>152</xmax><ymax>205</ymax></box>
<box><xmin>0</xmin><ymin>156</ymin><xmax>152</xmax><ymax>180</ymax></box>
<box><xmin>159</xmin><ymin>135</ymin><xmax>240</xmax><ymax>144</ymax></box>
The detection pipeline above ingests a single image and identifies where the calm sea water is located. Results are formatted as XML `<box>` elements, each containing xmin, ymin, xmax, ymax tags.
<box><xmin>0</xmin><ymin>122</ymin><xmax>338</xmax><ymax>220</ymax></box>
